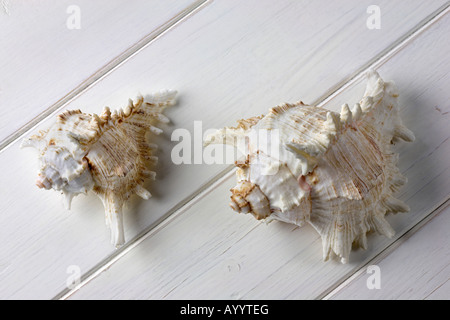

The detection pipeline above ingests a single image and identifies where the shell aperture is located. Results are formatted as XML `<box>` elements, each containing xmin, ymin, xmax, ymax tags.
<box><xmin>22</xmin><ymin>91</ymin><xmax>176</xmax><ymax>247</ymax></box>
<box><xmin>205</xmin><ymin>70</ymin><xmax>414</xmax><ymax>263</ymax></box>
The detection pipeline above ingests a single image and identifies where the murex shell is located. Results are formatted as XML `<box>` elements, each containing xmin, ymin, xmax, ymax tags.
<box><xmin>205</xmin><ymin>70</ymin><xmax>415</xmax><ymax>263</ymax></box>
<box><xmin>21</xmin><ymin>90</ymin><xmax>177</xmax><ymax>247</ymax></box>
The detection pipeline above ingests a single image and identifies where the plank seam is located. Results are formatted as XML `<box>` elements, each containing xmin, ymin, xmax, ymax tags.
<box><xmin>54</xmin><ymin>164</ymin><xmax>235</xmax><ymax>300</ymax></box>
<box><xmin>314</xmin><ymin>2</ymin><xmax>450</xmax><ymax>108</ymax></box>
<box><xmin>424</xmin><ymin>273</ymin><xmax>450</xmax><ymax>299</ymax></box>
<box><xmin>56</xmin><ymin>1</ymin><xmax>450</xmax><ymax>300</ymax></box>
<box><xmin>0</xmin><ymin>0</ymin><xmax>211</xmax><ymax>154</ymax></box>
<box><xmin>321</xmin><ymin>198</ymin><xmax>450</xmax><ymax>300</ymax></box>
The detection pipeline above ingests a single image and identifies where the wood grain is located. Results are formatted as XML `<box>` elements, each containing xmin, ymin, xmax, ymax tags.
<box><xmin>0</xmin><ymin>0</ymin><xmax>199</xmax><ymax>144</ymax></box>
<box><xmin>328</xmin><ymin>201</ymin><xmax>450</xmax><ymax>299</ymax></box>
<box><xmin>67</xmin><ymin>8</ymin><xmax>450</xmax><ymax>299</ymax></box>
<box><xmin>0</xmin><ymin>0</ymin><xmax>447</xmax><ymax>299</ymax></box>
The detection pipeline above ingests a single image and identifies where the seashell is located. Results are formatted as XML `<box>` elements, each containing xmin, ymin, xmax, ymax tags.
<box><xmin>21</xmin><ymin>90</ymin><xmax>177</xmax><ymax>247</ymax></box>
<box><xmin>205</xmin><ymin>70</ymin><xmax>414</xmax><ymax>263</ymax></box>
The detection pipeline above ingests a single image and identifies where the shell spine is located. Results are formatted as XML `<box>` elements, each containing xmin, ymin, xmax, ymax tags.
<box><xmin>206</xmin><ymin>70</ymin><xmax>414</xmax><ymax>263</ymax></box>
<box><xmin>22</xmin><ymin>90</ymin><xmax>177</xmax><ymax>247</ymax></box>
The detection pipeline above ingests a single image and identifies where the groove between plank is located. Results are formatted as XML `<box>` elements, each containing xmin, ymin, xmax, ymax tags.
<box><xmin>56</xmin><ymin>2</ymin><xmax>449</xmax><ymax>300</ymax></box>
<box><xmin>0</xmin><ymin>0</ymin><xmax>210</xmax><ymax>154</ymax></box>
<box><xmin>321</xmin><ymin>198</ymin><xmax>450</xmax><ymax>300</ymax></box>
<box><xmin>314</xmin><ymin>1</ymin><xmax>450</xmax><ymax>108</ymax></box>
<box><xmin>315</xmin><ymin>3</ymin><xmax>450</xmax><ymax>299</ymax></box>
<box><xmin>55</xmin><ymin>167</ymin><xmax>236</xmax><ymax>300</ymax></box>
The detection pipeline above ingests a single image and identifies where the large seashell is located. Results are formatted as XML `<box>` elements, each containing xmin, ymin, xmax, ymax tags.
<box><xmin>21</xmin><ymin>90</ymin><xmax>177</xmax><ymax>247</ymax></box>
<box><xmin>205</xmin><ymin>70</ymin><xmax>414</xmax><ymax>263</ymax></box>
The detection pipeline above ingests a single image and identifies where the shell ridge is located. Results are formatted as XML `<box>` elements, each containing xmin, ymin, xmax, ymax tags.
<box><xmin>304</xmin><ymin>73</ymin><xmax>414</xmax><ymax>263</ymax></box>
<box><xmin>23</xmin><ymin>91</ymin><xmax>176</xmax><ymax>246</ymax></box>
<box><xmin>206</xmin><ymin>70</ymin><xmax>414</xmax><ymax>264</ymax></box>
<box><xmin>359</xmin><ymin>70</ymin><xmax>415</xmax><ymax>144</ymax></box>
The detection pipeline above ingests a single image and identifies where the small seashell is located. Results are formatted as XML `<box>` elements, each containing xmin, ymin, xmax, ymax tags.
<box><xmin>206</xmin><ymin>70</ymin><xmax>414</xmax><ymax>263</ymax></box>
<box><xmin>22</xmin><ymin>90</ymin><xmax>177</xmax><ymax>247</ymax></box>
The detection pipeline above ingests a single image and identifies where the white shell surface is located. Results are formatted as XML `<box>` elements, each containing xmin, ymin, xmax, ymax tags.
<box><xmin>21</xmin><ymin>91</ymin><xmax>177</xmax><ymax>247</ymax></box>
<box><xmin>206</xmin><ymin>70</ymin><xmax>414</xmax><ymax>263</ymax></box>
<box><xmin>0</xmin><ymin>0</ymin><xmax>447</xmax><ymax>300</ymax></box>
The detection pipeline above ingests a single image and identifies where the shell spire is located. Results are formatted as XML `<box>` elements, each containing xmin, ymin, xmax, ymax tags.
<box><xmin>21</xmin><ymin>90</ymin><xmax>177</xmax><ymax>247</ymax></box>
<box><xmin>206</xmin><ymin>70</ymin><xmax>414</xmax><ymax>263</ymax></box>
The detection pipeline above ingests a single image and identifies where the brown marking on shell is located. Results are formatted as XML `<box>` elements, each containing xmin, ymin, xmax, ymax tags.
<box><xmin>36</xmin><ymin>178</ymin><xmax>45</xmax><ymax>189</ymax></box>
<box><xmin>233</xmin><ymin>115</ymin><xmax>264</xmax><ymax>131</ymax></box>
<box><xmin>22</xmin><ymin>91</ymin><xmax>177</xmax><ymax>247</ymax></box>
<box><xmin>270</xmin><ymin>101</ymin><xmax>305</xmax><ymax>115</ymax></box>
<box><xmin>207</xmin><ymin>70</ymin><xmax>414</xmax><ymax>264</ymax></box>
<box><xmin>101</xmin><ymin>107</ymin><xmax>112</xmax><ymax>121</ymax></box>
<box><xmin>235</xmin><ymin>155</ymin><xmax>250</xmax><ymax>168</ymax></box>
<box><xmin>308</xmin><ymin>170</ymin><xmax>319</xmax><ymax>185</ymax></box>
<box><xmin>230</xmin><ymin>180</ymin><xmax>271</xmax><ymax>220</ymax></box>
<box><xmin>57</xmin><ymin>109</ymin><xmax>82</xmax><ymax>124</ymax></box>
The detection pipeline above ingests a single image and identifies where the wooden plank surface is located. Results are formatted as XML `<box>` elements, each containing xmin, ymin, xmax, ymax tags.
<box><xmin>0</xmin><ymin>0</ymin><xmax>199</xmax><ymax>144</ymax></box>
<box><xmin>328</xmin><ymin>201</ymin><xmax>450</xmax><ymax>300</ymax></box>
<box><xmin>0</xmin><ymin>0</ymin><xmax>447</xmax><ymax>299</ymax></box>
<box><xmin>66</xmin><ymin>7</ymin><xmax>450</xmax><ymax>299</ymax></box>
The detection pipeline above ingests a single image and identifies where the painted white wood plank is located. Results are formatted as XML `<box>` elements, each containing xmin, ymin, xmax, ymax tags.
<box><xmin>0</xmin><ymin>0</ymin><xmax>199</xmax><ymax>143</ymax></box>
<box><xmin>328</xmin><ymin>202</ymin><xmax>450</xmax><ymax>300</ymax></box>
<box><xmin>0</xmin><ymin>0</ymin><xmax>447</xmax><ymax>299</ymax></box>
<box><xmin>426</xmin><ymin>277</ymin><xmax>450</xmax><ymax>299</ymax></box>
<box><xmin>67</xmin><ymin>9</ymin><xmax>450</xmax><ymax>299</ymax></box>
